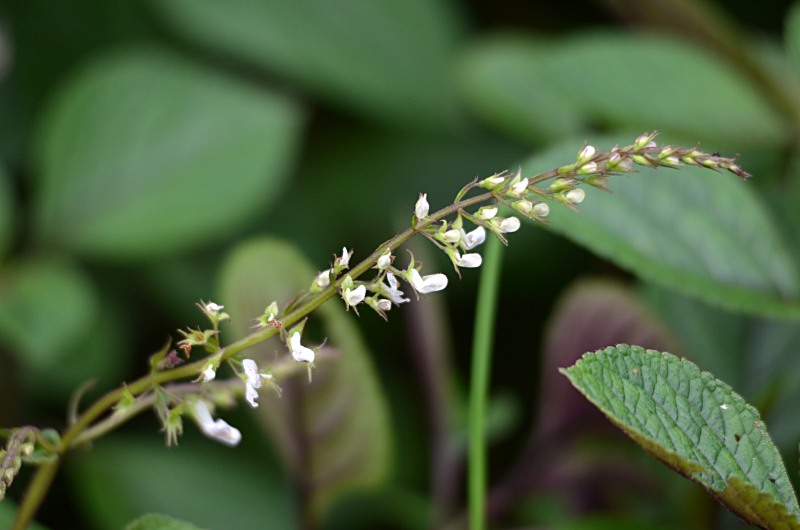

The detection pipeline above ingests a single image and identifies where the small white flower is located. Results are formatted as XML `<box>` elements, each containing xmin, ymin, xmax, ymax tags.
<box><xmin>381</xmin><ymin>274</ymin><xmax>410</xmax><ymax>305</ymax></box>
<box><xmin>460</xmin><ymin>226</ymin><xmax>486</xmax><ymax>250</ymax></box>
<box><xmin>415</xmin><ymin>193</ymin><xmax>429</xmax><ymax>220</ymax></box>
<box><xmin>578</xmin><ymin>144</ymin><xmax>596</xmax><ymax>162</ymax></box>
<box><xmin>344</xmin><ymin>284</ymin><xmax>367</xmax><ymax>307</ymax></box>
<box><xmin>456</xmin><ymin>252</ymin><xmax>482</xmax><ymax>268</ymax></box>
<box><xmin>408</xmin><ymin>269</ymin><xmax>448</xmax><ymax>293</ymax></box>
<box><xmin>533</xmin><ymin>202</ymin><xmax>550</xmax><ymax>217</ymax></box>
<box><xmin>205</xmin><ymin>302</ymin><xmax>224</xmax><ymax>315</ymax></box>
<box><xmin>202</xmin><ymin>364</ymin><xmax>217</xmax><ymax>382</ymax></box>
<box><xmin>316</xmin><ymin>270</ymin><xmax>331</xmax><ymax>288</ymax></box>
<box><xmin>339</xmin><ymin>247</ymin><xmax>353</xmax><ymax>269</ymax></box>
<box><xmin>480</xmin><ymin>174</ymin><xmax>505</xmax><ymax>188</ymax></box>
<box><xmin>663</xmin><ymin>155</ymin><xmax>681</xmax><ymax>166</ymax></box>
<box><xmin>377</xmin><ymin>250</ymin><xmax>392</xmax><ymax>270</ymax></box>
<box><xmin>566</xmin><ymin>188</ymin><xmax>586</xmax><ymax>204</ymax></box>
<box><xmin>377</xmin><ymin>299</ymin><xmax>392</xmax><ymax>312</ymax></box>
<box><xmin>243</xmin><ymin>358</ymin><xmax>265</xmax><ymax>408</ymax></box>
<box><xmin>577</xmin><ymin>161</ymin><xmax>597</xmax><ymax>174</ymax></box>
<box><xmin>510</xmin><ymin>177</ymin><xmax>529</xmax><ymax>196</ymax></box>
<box><xmin>290</xmin><ymin>332</ymin><xmax>315</xmax><ymax>363</ymax></box>
<box><xmin>515</xmin><ymin>200</ymin><xmax>533</xmax><ymax>214</ymax></box>
<box><xmin>477</xmin><ymin>206</ymin><xmax>498</xmax><ymax>220</ymax></box>
<box><xmin>442</xmin><ymin>229</ymin><xmax>461</xmax><ymax>244</ymax></box>
<box><xmin>497</xmin><ymin>217</ymin><xmax>521</xmax><ymax>233</ymax></box>
<box><xmin>720</xmin><ymin>404</ymin><xmax>728</xmax><ymax>410</ymax></box>
<box><xmin>192</xmin><ymin>400</ymin><xmax>241</xmax><ymax>447</ymax></box>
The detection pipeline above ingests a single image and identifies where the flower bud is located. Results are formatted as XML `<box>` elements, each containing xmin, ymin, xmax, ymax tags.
<box><xmin>566</xmin><ymin>188</ymin><xmax>586</xmax><ymax>204</ymax></box>
<box><xmin>577</xmin><ymin>144</ymin><xmax>596</xmax><ymax>163</ymax></box>
<box><xmin>476</xmin><ymin>206</ymin><xmax>498</xmax><ymax>220</ymax></box>
<box><xmin>514</xmin><ymin>200</ymin><xmax>533</xmax><ymax>214</ymax></box>
<box><xmin>480</xmin><ymin>174</ymin><xmax>506</xmax><ymax>189</ymax></box>
<box><xmin>415</xmin><ymin>193</ymin><xmax>429</xmax><ymax>220</ymax></box>
<box><xmin>532</xmin><ymin>202</ymin><xmax>550</xmax><ymax>217</ymax></box>
<box><xmin>496</xmin><ymin>216</ymin><xmax>520</xmax><ymax>233</ymax></box>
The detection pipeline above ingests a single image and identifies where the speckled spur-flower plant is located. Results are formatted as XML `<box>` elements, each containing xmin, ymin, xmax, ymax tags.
<box><xmin>0</xmin><ymin>133</ymin><xmax>750</xmax><ymax>529</ymax></box>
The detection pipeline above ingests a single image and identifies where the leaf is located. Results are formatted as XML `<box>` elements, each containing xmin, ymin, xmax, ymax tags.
<box><xmin>525</xmin><ymin>136</ymin><xmax>800</xmax><ymax>319</ymax></box>
<box><xmin>459</xmin><ymin>33</ymin><xmax>784</xmax><ymax>147</ymax></box>
<box><xmin>69</xmin><ymin>435</ymin><xmax>297</xmax><ymax>530</ymax></box>
<box><xmin>561</xmin><ymin>344</ymin><xmax>800</xmax><ymax>530</ymax></box>
<box><xmin>0</xmin><ymin>499</ymin><xmax>51</xmax><ymax>530</ymax></box>
<box><xmin>217</xmin><ymin>237</ymin><xmax>392</xmax><ymax>518</ymax></box>
<box><xmin>124</xmin><ymin>513</ymin><xmax>207</xmax><ymax>530</ymax></box>
<box><xmin>785</xmin><ymin>3</ymin><xmax>800</xmax><ymax>79</ymax></box>
<box><xmin>150</xmin><ymin>0</ymin><xmax>463</xmax><ymax>129</ymax></box>
<box><xmin>0</xmin><ymin>164</ymin><xmax>13</xmax><ymax>258</ymax></box>
<box><xmin>32</xmin><ymin>47</ymin><xmax>304</xmax><ymax>259</ymax></box>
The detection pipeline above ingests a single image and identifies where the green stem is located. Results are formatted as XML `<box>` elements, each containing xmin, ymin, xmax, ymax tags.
<box><xmin>12</xmin><ymin>190</ymin><xmax>496</xmax><ymax>530</ymax></box>
<box><xmin>468</xmin><ymin>235</ymin><xmax>503</xmax><ymax>530</ymax></box>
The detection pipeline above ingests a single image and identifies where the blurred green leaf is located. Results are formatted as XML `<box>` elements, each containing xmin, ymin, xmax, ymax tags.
<box><xmin>69</xmin><ymin>435</ymin><xmax>297</xmax><ymax>530</ymax></box>
<box><xmin>561</xmin><ymin>345</ymin><xmax>800</xmax><ymax>530</ymax></box>
<box><xmin>458</xmin><ymin>36</ymin><xmax>586</xmax><ymax>143</ymax></box>
<box><xmin>0</xmin><ymin>258</ymin><xmax>98</xmax><ymax>371</ymax></box>
<box><xmin>124</xmin><ymin>513</ymin><xmax>207</xmax><ymax>530</ymax></box>
<box><xmin>785</xmin><ymin>3</ymin><xmax>800</xmax><ymax>79</ymax></box>
<box><xmin>526</xmin><ymin>137</ymin><xmax>800</xmax><ymax>318</ymax></box>
<box><xmin>460</xmin><ymin>33</ymin><xmax>784</xmax><ymax>147</ymax></box>
<box><xmin>0</xmin><ymin>499</ymin><xmax>50</xmax><ymax>530</ymax></box>
<box><xmin>33</xmin><ymin>47</ymin><xmax>304</xmax><ymax>259</ymax></box>
<box><xmin>218</xmin><ymin>238</ymin><xmax>391</xmax><ymax>519</ymax></box>
<box><xmin>0</xmin><ymin>164</ymin><xmax>13</xmax><ymax>258</ymax></box>
<box><xmin>151</xmin><ymin>0</ymin><xmax>463</xmax><ymax>129</ymax></box>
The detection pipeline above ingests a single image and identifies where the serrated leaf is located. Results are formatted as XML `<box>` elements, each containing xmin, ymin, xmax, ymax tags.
<box><xmin>525</xmin><ymin>137</ymin><xmax>800</xmax><ymax>319</ymax></box>
<box><xmin>151</xmin><ymin>0</ymin><xmax>463</xmax><ymax>129</ymax></box>
<box><xmin>561</xmin><ymin>344</ymin><xmax>800</xmax><ymax>530</ymax></box>
<box><xmin>217</xmin><ymin>237</ymin><xmax>391</xmax><ymax>518</ymax></box>
<box><xmin>124</xmin><ymin>513</ymin><xmax>207</xmax><ymax>530</ymax></box>
<box><xmin>460</xmin><ymin>33</ymin><xmax>783</xmax><ymax>147</ymax></box>
<box><xmin>32</xmin><ymin>47</ymin><xmax>304</xmax><ymax>259</ymax></box>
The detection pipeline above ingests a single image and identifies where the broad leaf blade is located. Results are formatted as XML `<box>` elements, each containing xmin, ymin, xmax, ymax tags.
<box><xmin>217</xmin><ymin>238</ymin><xmax>391</xmax><ymax>518</ymax></box>
<box><xmin>33</xmin><ymin>47</ymin><xmax>304</xmax><ymax>259</ymax></box>
<box><xmin>124</xmin><ymin>513</ymin><xmax>207</xmax><ymax>530</ymax></box>
<box><xmin>525</xmin><ymin>138</ymin><xmax>800</xmax><ymax>319</ymax></box>
<box><xmin>151</xmin><ymin>0</ymin><xmax>463</xmax><ymax>129</ymax></box>
<box><xmin>561</xmin><ymin>344</ymin><xmax>800</xmax><ymax>530</ymax></box>
<box><xmin>460</xmin><ymin>33</ymin><xmax>784</xmax><ymax>147</ymax></box>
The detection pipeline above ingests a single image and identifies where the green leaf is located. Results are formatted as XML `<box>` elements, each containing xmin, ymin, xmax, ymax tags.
<box><xmin>785</xmin><ymin>4</ymin><xmax>800</xmax><ymax>79</ymax></box>
<box><xmin>0</xmin><ymin>499</ymin><xmax>51</xmax><ymax>530</ymax></box>
<box><xmin>0</xmin><ymin>164</ymin><xmax>13</xmax><ymax>258</ymax></box>
<box><xmin>33</xmin><ymin>47</ymin><xmax>304</xmax><ymax>259</ymax></box>
<box><xmin>124</xmin><ymin>513</ymin><xmax>207</xmax><ymax>530</ymax></box>
<box><xmin>0</xmin><ymin>258</ymin><xmax>98</xmax><ymax>370</ymax></box>
<box><xmin>217</xmin><ymin>237</ymin><xmax>392</xmax><ymax>519</ymax></box>
<box><xmin>460</xmin><ymin>33</ymin><xmax>784</xmax><ymax>147</ymax></box>
<box><xmin>561</xmin><ymin>344</ymin><xmax>800</xmax><ymax>530</ymax></box>
<box><xmin>151</xmin><ymin>0</ymin><xmax>463</xmax><ymax>129</ymax></box>
<box><xmin>69</xmin><ymin>435</ymin><xmax>297</xmax><ymax>530</ymax></box>
<box><xmin>526</xmin><ymin>136</ymin><xmax>800</xmax><ymax>319</ymax></box>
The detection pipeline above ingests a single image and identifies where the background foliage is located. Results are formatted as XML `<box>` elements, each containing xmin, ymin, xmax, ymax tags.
<box><xmin>2</xmin><ymin>1</ymin><xmax>800</xmax><ymax>529</ymax></box>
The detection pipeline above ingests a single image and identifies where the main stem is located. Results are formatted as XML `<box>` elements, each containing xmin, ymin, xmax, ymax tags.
<box><xmin>468</xmin><ymin>236</ymin><xmax>503</xmax><ymax>530</ymax></box>
<box><xmin>13</xmin><ymin>190</ymin><xmax>496</xmax><ymax>530</ymax></box>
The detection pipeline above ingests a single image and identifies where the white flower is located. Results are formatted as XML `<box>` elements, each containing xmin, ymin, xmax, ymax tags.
<box><xmin>192</xmin><ymin>400</ymin><xmax>241</xmax><ymax>447</ymax></box>
<box><xmin>344</xmin><ymin>284</ymin><xmax>366</xmax><ymax>307</ymax></box>
<box><xmin>510</xmin><ymin>177</ymin><xmax>529</xmax><ymax>196</ymax></box>
<box><xmin>663</xmin><ymin>155</ymin><xmax>681</xmax><ymax>166</ymax></box>
<box><xmin>316</xmin><ymin>270</ymin><xmax>331</xmax><ymax>288</ymax></box>
<box><xmin>377</xmin><ymin>250</ymin><xmax>392</xmax><ymax>270</ymax></box>
<box><xmin>565</xmin><ymin>188</ymin><xmax>586</xmax><ymax>204</ymax></box>
<box><xmin>408</xmin><ymin>269</ymin><xmax>448</xmax><ymax>293</ymax></box>
<box><xmin>578</xmin><ymin>144</ymin><xmax>596</xmax><ymax>162</ymax></box>
<box><xmin>533</xmin><ymin>202</ymin><xmax>550</xmax><ymax>217</ymax></box>
<box><xmin>243</xmin><ymin>358</ymin><xmax>269</xmax><ymax>408</ymax></box>
<box><xmin>515</xmin><ymin>200</ymin><xmax>533</xmax><ymax>214</ymax></box>
<box><xmin>577</xmin><ymin>161</ymin><xmax>597</xmax><ymax>174</ymax></box>
<box><xmin>477</xmin><ymin>206</ymin><xmax>498</xmax><ymax>220</ymax></box>
<box><xmin>456</xmin><ymin>252</ymin><xmax>482</xmax><ymax>268</ymax></box>
<box><xmin>377</xmin><ymin>299</ymin><xmax>392</xmax><ymax>312</ymax></box>
<box><xmin>381</xmin><ymin>273</ymin><xmax>410</xmax><ymax>305</ymax></box>
<box><xmin>290</xmin><ymin>332</ymin><xmax>315</xmax><ymax>363</ymax></box>
<box><xmin>415</xmin><ymin>193</ymin><xmax>429</xmax><ymax>220</ymax></box>
<box><xmin>460</xmin><ymin>226</ymin><xmax>486</xmax><ymax>250</ymax></box>
<box><xmin>205</xmin><ymin>302</ymin><xmax>224</xmax><ymax>315</ymax></box>
<box><xmin>480</xmin><ymin>174</ymin><xmax>505</xmax><ymax>188</ymax></box>
<box><xmin>442</xmin><ymin>229</ymin><xmax>461</xmax><ymax>244</ymax></box>
<box><xmin>201</xmin><ymin>364</ymin><xmax>217</xmax><ymax>382</ymax></box>
<box><xmin>497</xmin><ymin>217</ymin><xmax>521</xmax><ymax>233</ymax></box>
<box><xmin>337</xmin><ymin>247</ymin><xmax>352</xmax><ymax>268</ymax></box>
